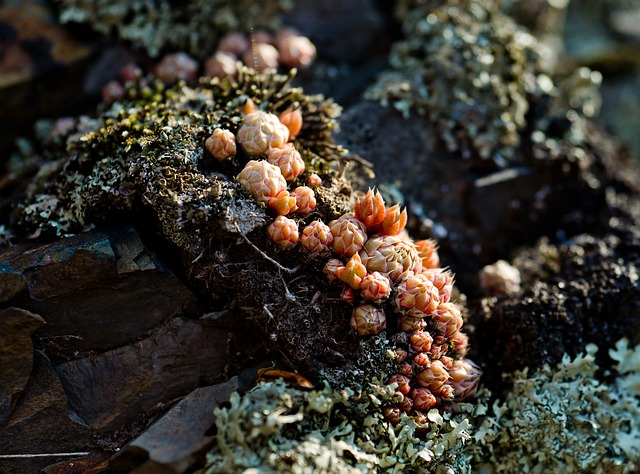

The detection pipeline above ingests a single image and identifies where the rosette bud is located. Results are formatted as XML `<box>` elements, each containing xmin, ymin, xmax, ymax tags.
<box><xmin>354</xmin><ymin>188</ymin><xmax>386</xmax><ymax>229</ymax></box>
<box><xmin>267</xmin><ymin>216</ymin><xmax>299</xmax><ymax>248</ymax></box>
<box><xmin>237</xmin><ymin>111</ymin><xmax>290</xmax><ymax>155</ymax></box>
<box><xmin>382</xmin><ymin>406</ymin><xmax>402</xmax><ymax>425</ymax></box>
<box><xmin>307</xmin><ymin>174</ymin><xmax>322</xmax><ymax>187</ymax></box>
<box><xmin>397</xmin><ymin>314</ymin><xmax>427</xmax><ymax>332</ymax></box>
<box><xmin>422</xmin><ymin>268</ymin><xmax>454</xmax><ymax>303</ymax></box>
<box><xmin>301</xmin><ymin>220</ymin><xmax>333</xmax><ymax>253</ymax></box>
<box><xmin>387</xmin><ymin>374</ymin><xmax>411</xmax><ymax>395</ymax></box>
<box><xmin>416</xmin><ymin>360</ymin><xmax>449</xmax><ymax>392</ymax></box>
<box><xmin>479</xmin><ymin>260</ymin><xmax>522</xmax><ymax>296</ymax></box>
<box><xmin>278</xmin><ymin>107</ymin><xmax>303</xmax><ymax>138</ymax></box>
<box><xmin>449</xmin><ymin>359</ymin><xmax>482</xmax><ymax>400</ymax></box>
<box><xmin>360</xmin><ymin>272</ymin><xmax>391</xmax><ymax>302</ymax></box>
<box><xmin>399</xmin><ymin>362</ymin><xmax>414</xmax><ymax>377</ymax></box>
<box><xmin>359</xmin><ymin>235</ymin><xmax>422</xmax><ymax>283</ymax></box>
<box><xmin>290</xmin><ymin>186</ymin><xmax>316</xmax><ymax>215</ymax></box>
<box><xmin>399</xmin><ymin>394</ymin><xmax>414</xmax><ymax>413</ymax></box>
<box><xmin>379</xmin><ymin>204</ymin><xmax>407</xmax><ymax>236</ymax></box>
<box><xmin>433</xmin><ymin>302</ymin><xmax>464</xmax><ymax>338</ymax></box>
<box><xmin>218</xmin><ymin>32</ymin><xmax>250</xmax><ymax>56</ymax></box>
<box><xmin>413</xmin><ymin>352</ymin><xmax>431</xmax><ymax>367</ymax></box>
<box><xmin>410</xmin><ymin>330</ymin><xmax>434</xmax><ymax>353</ymax></box>
<box><xmin>330</xmin><ymin>214</ymin><xmax>367</xmax><ymax>257</ymax></box>
<box><xmin>394</xmin><ymin>348</ymin><xmax>408</xmax><ymax>364</ymax></box>
<box><xmin>350</xmin><ymin>304</ymin><xmax>386</xmax><ymax>336</ymax></box>
<box><xmin>204</xmin><ymin>51</ymin><xmax>238</xmax><ymax>78</ymax></box>
<box><xmin>276</xmin><ymin>33</ymin><xmax>317</xmax><ymax>69</ymax></box>
<box><xmin>410</xmin><ymin>388</ymin><xmax>437</xmax><ymax>411</ymax></box>
<box><xmin>439</xmin><ymin>384</ymin><xmax>455</xmax><ymax>400</ymax></box>
<box><xmin>237</xmin><ymin>160</ymin><xmax>287</xmax><ymax>204</ymax></box>
<box><xmin>266</xmin><ymin>143</ymin><xmax>305</xmax><ymax>181</ymax></box>
<box><xmin>450</xmin><ymin>331</ymin><xmax>469</xmax><ymax>357</ymax></box>
<box><xmin>336</xmin><ymin>253</ymin><xmax>367</xmax><ymax>290</ymax></box>
<box><xmin>205</xmin><ymin>128</ymin><xmax>236</xmax><ymax>161</ymax></box>
<box><xmin>243</xmin><ymin>42</ymin><xmax>279</xmax><ymax>72</ymax></box>
<box><xmin>395</xmin><ymin>271</ymin><xmax>440</xmax><ymax>317</ymax></box>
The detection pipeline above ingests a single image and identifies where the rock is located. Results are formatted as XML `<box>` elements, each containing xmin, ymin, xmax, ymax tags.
<box><xmin>0</xmin><ymin>352</ymin><xmax>92</xmax><ymax>471</ymax></box>
<box><xmin>109</xmin><ymin>376</ymin><xmax>250</xmax><ymax>473</ymax></box>
<box><xmin>55</xmin><ymin>317</ymin><xmax>231</xmax><ymax>433</ymax></box>
<box><xmin>0</xmin><ymin>226</ymin><xmax>198</xmax><ymax>357</ymax></box>
<box><xmin>42</xmin><ymin>451</ymin><xmax>111</xmax><ymax>474</ymax></box>
<box><xmin>0</xmin><ymin>307</ymin><xmax>45</xmax><ymax>426</ymax></box>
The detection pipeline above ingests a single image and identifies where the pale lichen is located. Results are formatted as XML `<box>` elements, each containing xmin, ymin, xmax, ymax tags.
<box><xmin>205</xmin><ymin>335</ymin><xmax>478</xmax><ymax>474</ymax></box>
<box><xmin>468</xmin><ymin>339</ymin><xmax>640</xmax><ymax>473</ymax></box>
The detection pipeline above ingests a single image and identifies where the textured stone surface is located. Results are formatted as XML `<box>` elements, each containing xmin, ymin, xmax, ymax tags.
<box><xmin>0</xmin><ymin>307</ymin><xmax>45</xmax><ymax>426</ymax></box>
<box><xmin>55</xmin><ymin>317</ymin><xmax>231</xmax><ymax>433</ymax></box>
<box><xmin>109</xmin><ymin>376</ymin><xmax>247</xmax><ymax>473</ymax></box>
<box><xmin>0</xmin><ymin>226</ymin><xmax>198</xmax><ymax>357</ymax></box>
<box><xmin>0</xmin><ymin>352</ymin><xmax>91</xmax><ymax>460</ymax></box>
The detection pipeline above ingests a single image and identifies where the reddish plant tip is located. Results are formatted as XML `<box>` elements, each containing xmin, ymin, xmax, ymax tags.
<box><xmin>449</xmin><ymin>359</ymin><xmax>482</xmax><ymax>401</ymax></box>
<box><xmin>269</xmin><ymin>190</ymin><xmax>297</xmax><ymax>216</ymax></box>
<box><xmin>354</xmin><ymin>188</ymin><xmax>386</xmax><ymax>229</ymax></box>
<box><xmin>307</xmin><ymin>174</ymin><xmax>322</xmax><ymax>187</ymax></box>
<box><xmin>266</xmin><ymin>143</ymin><xmax>305</xmax><ymax>182</ymax></box>
<box><xmin>395</xmin><ymin>271</ymin><xmax>441</xmax><ymax>317</ymax></box>
<box><xmin>410</xmin><ymin>330</ymin><xmax>434</xmax><ymax>353</ymax></box>
<box><xmin>279</xmin><ymin>108</ymin><xmax>303</xmax><ymax>138</ymax></box>
<box><xmin>237</xmin><ymin>111</ymin><xmax>290</xmax><ymax>156</ymax></box>
<box><xmin>380</xmin><ymin>204</ymin><xmax>407</xmax><ymax>236</ymax></box>
<box><xmin>415</xmin><ymin>239</ymin><xmax>440</xmax><ymax>269</ymax></box>
<box><xmin>387</xmin><ymin>374</ymin><xmax>411</xmax><ymax>395</ymax></box>
<box><xmin>341</xmin><ymin>285</ymin><xmax>356</xmax><ymax>305</ymax></box>
<box><xmin>416</xmin><ymin>360</ymin><xmax>449</xmax><ymax>393</ymax></box>
<box><xmin>329</xmin><ymin>214</ymin><xmax>368</xmax><ymax>257</ymax></box>
<box><xmin>323</xmin><ymin>258</ymin><xmax>344</xmax><ymax>282</ymax></box>
<box><xmin>336</xmin><ymin>253</ymin><xmax>367</xmax><ymax>290</ymax></box>
<box><xmin>236</xmin><ymin>160</ymin><xmax>287</xmax><ymax>204</ymax></box>
<box><xmin>410</xmin><ymin>388</ymin><xmax>437</xmax><ymax>411</ymax></box>
<box><xmin>360</xmin><ymin>271</ymin><xmax>391</xmax><ymax>302</ymax></box>
<box><xmin>291</xmin><ymin>186</ymin><xmax>316</xmax><ymax>216</ymax></box>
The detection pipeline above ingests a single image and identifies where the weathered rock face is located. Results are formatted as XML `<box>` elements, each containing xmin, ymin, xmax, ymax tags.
<box><xmin>0</xmin><ymin>227</ymin><xmax>234</xmax><ymax>473</ymax></box>
<box><xmin>1</xmin><ymin>226</ymin><xmax>198</xmax><ymax>358</ymax></box>
<box><xmin>468</xmin><ymin>230</ymin><xmax>640</xmax><ymax>390</ymax></box>
<box><xmin>0</xmin><ymin>307</ymin><xmax>45</xmax><ymax>426</ymax></box>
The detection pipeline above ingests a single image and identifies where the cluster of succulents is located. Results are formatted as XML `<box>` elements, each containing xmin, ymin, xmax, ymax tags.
<box><xmin>204</xmin><ymin>29</ymin><xmax>316</xmax><ymax>78</ymax></box>
<box><xmin>232</xmin><ymin>180</ymin><xmax>482</xmax><ymax>418</ymax></box>
<box><xmin>101</xmin><ymin>28</ymin><xmax>317</xmax><ymax>104</ymax></box>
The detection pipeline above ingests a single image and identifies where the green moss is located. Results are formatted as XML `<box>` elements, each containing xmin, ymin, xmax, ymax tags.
<box><xmin>56</xmin><ymin>0</ymin><xmax>294</xmax><ymax>58</ymax></box>
<box><xmin>17</xmin><ymin>68</ymin><xmax>347</xmax><ymax>246</ymax></box>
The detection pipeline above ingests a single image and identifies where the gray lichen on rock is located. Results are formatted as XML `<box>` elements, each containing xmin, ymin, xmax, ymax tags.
<box><xmin>56</xmin><ymin>0</ymin><xmax>294</xmax><ymax>58</ymax></box>
<box><xmin>468</xmin><ymin>339</ymin><xmax>640</xmax><ymax>473</ymax></box>
<box><xmin>366</xmin><ymin>0</ymin><xmax>602</xmax><ymax>167</ymax></box>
